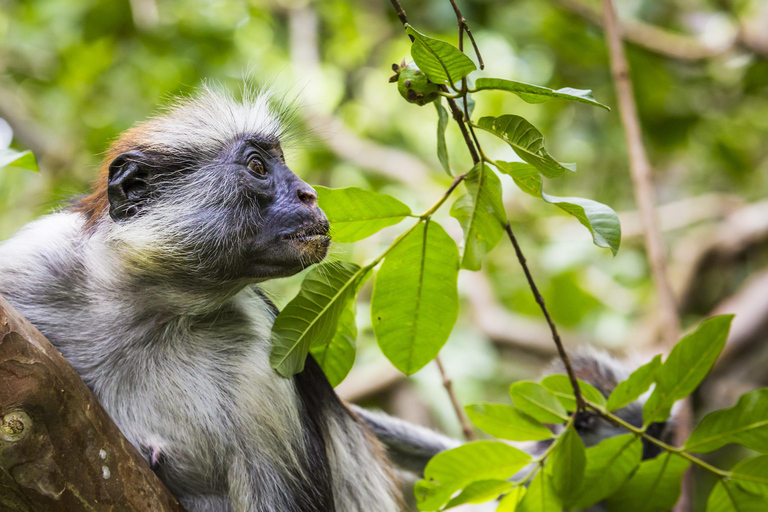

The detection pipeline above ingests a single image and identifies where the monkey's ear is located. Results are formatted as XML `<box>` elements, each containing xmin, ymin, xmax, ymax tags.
<box><xmin>107</xmin><ymin>151</ymin><xmax>150</xmax><ymax>222</ymax></box>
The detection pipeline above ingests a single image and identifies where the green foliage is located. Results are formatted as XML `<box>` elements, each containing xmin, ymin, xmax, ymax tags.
<box><xmin>405</xmin><ymin>25</ymin><xmax>476</xmax><ymax>85</ymax></box>
<box><xmin>435</xmin><ymin>99</ymin><xmax>452</xmax><ymax>176</ymax></box>
<box><xmin>605</xmin><ymin>453</ymin><xmax>690</xmax><ymax>512</ymax></box>
<box><xmin>607</xmin><ymin>355</ymin><xmax>661</xmax><ymax>411</ymax></box>
<box><xmin>569</xmin><ymin>434</ymin><xmax>642</xmax><ymax>510</ymax></box>
<box><xmin>416</xmin><ymin>441</ymin><xmax>532</xmax><ymax>510</ymax></box>
<box><xmin>450</xmin><ymin>163</ymin><xmax>507</xmax><ymax>270</ymax></box>
<box><xmin>517</xmin><ymin>470</ymin><xmax>561</xmax><ymax>512</ymax></box>
<box><xmin>643</xmin><ymin>315</ymin><xmax>733</xmax><ymax>424</ymax></box>
<box><xmin>315</xmin><ymin>186</ymin><xmax>411</xmax><ymax>243</ymax></box>
<box><xmin>0</xmin><ymin>149</ymin><xmax>38</xmax><ymax>173</ymax></box>
<box><xmin>464</xmin><ymin>403</ymin><xmax>553</xmax><ymax>441</ymax></box>
<box><xmin>309</xmin><ymin>299</ymin><xmax>357</xmax><ymax>387</ymax></box>
<box><xmin>685</xmin><ymin>388</ymin><xmax>768</xmax><ymax>453</ymax></box>
<box><xmin>476</xmin><ymin>116</ymin><xmax>575</xmax><ymax>178</ymax></box>
<box><xmin>495</xmin><ymin>161</ymin><xmax>621</xmax><ymax>255</ymax></box>
<box><xmin>472</xmin><ymin>78</ymin><xmax>609</xmax><ymax>110</ymax></box>
<box><xmin>707</xmin><ymin>456</ymin><xmax>768</xmax><ymax>512</ymax></box>
<box><xmin>540</xmin><ymin>374</ymin><xmax>607</xmax><ymax>410</ymax></box>
<box><xmin>546</xmin><ymin>426</ymin><xmax>586</xmax><ymax>505</ymax></box>
<box><xmin>270</xmin><ymin>262</ymin><xmax>366</xmax><ymax>377</ymax></box>
<box><xmin>371</xmin><ymin>220</ymin><xmax>460</xmax><ymax>375</ymax></box>
<box><xmin>509</xmin><ymin>381</ymin><xmax>569</xmax><ymax>423</ymax></box>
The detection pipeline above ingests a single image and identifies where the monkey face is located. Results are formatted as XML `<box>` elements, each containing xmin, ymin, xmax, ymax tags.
<box><xmin>106</xmin><ymin>134</ymin><xmax>330</xmax><ymax>283</ymax></box>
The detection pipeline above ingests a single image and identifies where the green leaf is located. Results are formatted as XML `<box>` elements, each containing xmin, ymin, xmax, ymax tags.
<box><xmin>416</xmin><ymin>441</ymin><xmax>532</xmax><ymax>511</ymax></box>
<box><xmin>510</xmin><ymin>381</ymin><xmax>570</xmax><ymax>423</ymax></box>
<box><xmin>270</xmin><ymin>262</ymin><xmax>366</xmax><ymax>377</ymax></box>
<box><xmin>541</xmin><ymin>374</ymin><xmax>607</xmax><ymax>411</ymax></box>
<box><xmin>0</xmin><ymin>149</ymin><xmax>39</xmax><ymax>172</ymax></box>
<box><xmin>316</xmin><ymin>186</ymin><xmax>411</xmax><ymax>243</ymax></box>
<box><xmin>605</xmin><ymin>453</ymin><xmax>690</xmax><ymax>512</ymax></box>
<box><xmin>517</xmin><ymin>470</ymin><xmax>561</xmax><ymax>512</ymax></box>
<box><xmin>473</xmin><ymin>78</ymin><xmax>610</xmax><ymax>110</ymax></box>
<box><xmin>707</xmin><ymin>455</ymin><xmax>768</xmax><ymax>512</ymax></box>
<box><xmin>607</xmin><ymin>355</ymin><xmax>662</xmax><ymax>411</ymax></box>
<box><xmin>686</xmin><ymin>389</ymin><xmax>768</xmax><ymax>453</ymax></box>
<box><xmin>450</xmin><ymin>163</ymin><xmax>507</xmax><ymax>271</ymax></box>
<box><xmin>569</xmin><ymin>434</ymin><xmax>642</xmax><ymax>510</ymax></box>
<box><xmin>309</xmin><ymin>299</ymin><xmax>357</xmax><ymax>387</ymax></box>
<box><xmin>547</xmin><ymin>426</ymin><xmax>586</xmax><ymax>504</ymax></box>
<box><xmin>496</xmin><ymin>486</ymin><xmax>526</xmax><ymax>512</ymax></box>
<box><xmin>476</xmin><ymin>116</ymin><xmax>575</xmax><ymax>178</ymax></box>
<box><xmin>405</xmin><ymin>24</ymin><xmax>477</xmax><ymax>85</ymax></box>
<box><xmin>496</xmin><ymin>161</ymin><xmax>621</xmax><ymax>255</ymax></box>
<box><xmin>465</xmin><ymin>403</ymin><xmax>554</xmax><ymax>441</ymax></box>
<box><xmin>372</xmin><ymin>220</ymin><xmax>460</xmax><ymax>375</ymax></box>
<box><xmin>435</xmin><ymin>99</ymin><xmax>452</xmax><ymax>176</ymax></box>
<box><xmin>445</xmin><ymin>480</ymin><xmax>514</xmax><ymax>509</ymax></box>
<box><xmin>644</xmin><ymin>315</ymin><xmax>734</xmax><ymax>424</ymax></box>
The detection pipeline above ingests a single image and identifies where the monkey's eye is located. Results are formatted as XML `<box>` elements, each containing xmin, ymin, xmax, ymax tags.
<box><xmin>248</xmin><ymin>158</ymin><xmax>266</xmax><ymax>177</ymax></box>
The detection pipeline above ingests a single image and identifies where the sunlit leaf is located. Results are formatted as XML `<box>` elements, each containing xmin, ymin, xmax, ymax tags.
<box><xmin>405</xmin><ymin>24</ymin><xmax>476</xmax><ymax>85</ymax></box>
<box><xmin>707</xmin><ymin>455</ymin><xmax>768</xmax><ymax>512</ymax></box>
<box><xmin>605</xmin><ymin>453</ymin><xmax>690</xmax><ymax>512</ymax></box>
<box><xmin>450</xmin><ymin>163</ymin><xmax>507</xmax><ymax>270</ymax></box>
<box><xmin>445</xmin><ymin>480</ymin><xmax>514</xmax><ymax>509</ymax></box>
<box><xmin>310</xmin><ymin>299</ymin><xmax>357</xmax><ymax>387</ymax></box>
<box><xmin>510</xmin><ymin>381</ymin><xmax>569</xmax><ymax>423</ymax></box>
<box><xmin>316</xmin><ymin>186</ymin><xmax>411</xmax><ymax>243</ymax></box>
<box><xmin>607</xmin><ymin>355</ymin><xmax>662</xmax><ymax>411</ymax></box>
<box><xmin>547</xmin><ymin>426</ymin><xmax>586</xmax><ymax>504</ymax></box>
<box><xmin>644</xmin><ymin>315</ymin><xmax>734</xmax><ymax>424</ymax></box>
<box><xmin>541</xmin><ymin>374</ymin><xmax>607</xmax><ymax>411</ymax></box>
<box><xmin>496</xmin><ymin>161</ymin><xmax>621</xmax><ymax>255</ymax></box>
<box><xmin>270</xmin><ymin>262</ymin><xmax>366</xmax><ymax>377</ymax></box>
<box><xmin>496</xmin><ymin>486</ymin><xmax>526</xmax><ymax>512</ymax></box>
<box><xmin>517</xmin><ymin>470</ymin><xmax>561</xmax><ymax>512</ymax></box>
<box><xmin>372</xmin><ymin>220</ymin><xmax>459</xmax><ymax>375</ymax></box>
<box><xmin>0</xmin><ymin>149</ymin><xmax>39</xmax><ymax>172</ymax></box>
<box><xmin>416</xmin><ymin>441</ymin><xmax>532</xmax><ymax>511</ymax></box>
<box><xmin>569</xmin><ymin>434</ymin><xmax>642</xmax><ymax>510</ymax></box>
<box><xmin>473</xmin><ymin>78</ymin><xmax>609</xmax><ymax>110</ymax></box>
<box><xmin>686</xmin><ymin>388</ymin><xmax>768</xmax><ymax>453</ymax></box>
<box><xmin>435</xmin><ymin>99</ymin><xmax>452</xmax><ymax>176</ymax></box>
<box><xmin>477</xmin><ymin>116</ymin><xmax>575</xmax><ymax>178</ymax></box>
<box><xmin>465</xmin><ymin>403</ymin><xmax>554</xmax><ymax>441</ymax></box>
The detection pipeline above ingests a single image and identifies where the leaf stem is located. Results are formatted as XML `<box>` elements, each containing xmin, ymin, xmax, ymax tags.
<box><xmin>585</xmin><ymin>400</ymin><xmax>730</xmax><ymax>478</ymax></box>
<box><xmin>435</xmin><ymin>355</ymin><xmax>475</xmax><ymax>440</ymax></box>
<box><xmin>504</xmin><ymin>222</ymin><xmax>586</xmax><ymax>412</ymax></box>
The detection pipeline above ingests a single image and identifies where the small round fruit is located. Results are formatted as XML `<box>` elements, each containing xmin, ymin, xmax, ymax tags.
<box><xmin>392</xmin><ymin>61</ymin><xmax>440</xmax><ymax>106</ymax></box>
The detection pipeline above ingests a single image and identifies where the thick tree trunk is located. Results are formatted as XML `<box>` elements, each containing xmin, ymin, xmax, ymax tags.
<box><xmin>0</xmin><ymin>295</ymin><xmax>184</xmax><ymax>511</ymax></box>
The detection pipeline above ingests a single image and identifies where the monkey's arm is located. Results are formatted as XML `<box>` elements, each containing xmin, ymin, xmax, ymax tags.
<box><xmin>350</xmin><ymin>405</ymin><xmax>460</xmax><ymax>475</ymax></box>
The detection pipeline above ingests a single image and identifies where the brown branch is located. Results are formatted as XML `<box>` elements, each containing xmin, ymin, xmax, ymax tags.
<box><xmin>602</xmin><ymin>0</ymin><xmax>689</xmax><ymax>508</ymax></box>
<box><xmin>504</xmin><ymin>223</ymin><xmax>585</xmax><ymax>411</ymax></box>
<box><xmin>551</xmin><ymin>0</ymin><xmax>737</xmax><ymax>60</ymax></box>
<box><xmin>0</xmin><ymin>295</ymin><xmax>185</xmax><ymax>511</ymax></box>
<box><xmin>602</xmin><ymin>0</ymin><xmax>679</xmax><ymax>348</ymax></box>
<box><xmin>448</xmin><ymin>0</ymin><xmax>484</xmax><ymax>69</ymax></box>
<box><xmin>435</xmin><ymin>356</ymin><xmax>475</xmax><ymax>441</ymax></box>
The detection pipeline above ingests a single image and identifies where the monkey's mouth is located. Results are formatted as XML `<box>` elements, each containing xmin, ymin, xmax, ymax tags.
<box><xmin>285</xmin><ymin>222</ymin><xmax>330</xmax><ymax>244</ymax></box>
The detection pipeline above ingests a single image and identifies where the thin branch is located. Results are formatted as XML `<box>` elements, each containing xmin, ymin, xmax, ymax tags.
<box><xmin>435</xmin><ymin>356</ymin><xmax>475</xmax><ymax>440</ymax></box>
<box><xmin>504</xmin><ymin>223</ymin><xmax>585</xmax><ymax>411</ymax></box>
<box><xmin>602</xmin><ymin>0</ymin><xmax>688</xmax><ymax>508</ymax></box>
<box><xmin>448</xmin><ymin>0</ymin><xmax>484</xmax><ymax>69</ymax></box>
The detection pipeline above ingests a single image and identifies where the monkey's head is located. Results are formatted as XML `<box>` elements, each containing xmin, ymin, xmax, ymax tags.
<box><xmin>76</xmin><ymin>86</ymin><xmax>330</xmax><ymax>286</ymax></box>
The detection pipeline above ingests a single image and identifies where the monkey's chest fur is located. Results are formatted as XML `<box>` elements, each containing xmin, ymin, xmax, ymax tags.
<box><xmin>0</xmin><ymin>215</ymin><xmax>400</xmax><ymax>512</ymax></box>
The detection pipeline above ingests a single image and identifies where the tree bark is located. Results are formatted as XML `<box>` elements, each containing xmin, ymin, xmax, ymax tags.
<box><xmin>0</xmin><ymin>295</ymin><xmax>184</xmax><ymax>512</ymax></box>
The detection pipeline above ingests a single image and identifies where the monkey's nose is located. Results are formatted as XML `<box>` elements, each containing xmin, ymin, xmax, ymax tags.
<box><xmin>297</xmin><ymin>187</ymin><xmax>317</xmax><ymax>207</ymax></box>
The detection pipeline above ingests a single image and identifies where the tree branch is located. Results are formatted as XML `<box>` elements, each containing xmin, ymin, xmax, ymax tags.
<box><xmin>434</xmin><ymin>356</ymin><xmax>475</xmax><ymax>441</ymax></box>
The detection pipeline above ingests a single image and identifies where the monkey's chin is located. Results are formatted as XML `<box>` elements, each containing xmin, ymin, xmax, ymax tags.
<box><xmin>291</xmin><ymin>235</ymin><xmax>331</xmax><ymax>267</ymax></box>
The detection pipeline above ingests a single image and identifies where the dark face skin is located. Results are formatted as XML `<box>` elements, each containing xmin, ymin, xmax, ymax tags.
<box><xmin>107</xmin><ymin>134</ymin><xmax>330</xmax><ymax>283</ymax></box>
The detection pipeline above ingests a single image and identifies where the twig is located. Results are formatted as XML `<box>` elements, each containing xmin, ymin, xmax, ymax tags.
<box><xmin>448</xmin><ymin>0</ymin><xmax>484</xmax><ymax>69</ymax></box>
<box><xmin>602</xmin><ymin>0</ymin><xmax>688</xmax><ymax>508</ymax></box>
<box><xmin>504</xmin><ymin>223</ymin><xmax>585</xmax><ymax>411</ymax></box>
<box><xmin>601</xmin><ymin>0</ymin><xmax>679</xmax><ymax>348</ymax></box>
<box><xmin>435</xmin><ymin>356</ymin><xmax>475</xmax><ymax>440</ymax></box>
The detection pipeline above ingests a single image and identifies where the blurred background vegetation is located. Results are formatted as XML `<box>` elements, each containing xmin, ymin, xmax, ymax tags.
<box><xmin>2</xmin><ymin>0</ymin><xmax>767</xmax><ymax>508</ymax></box>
